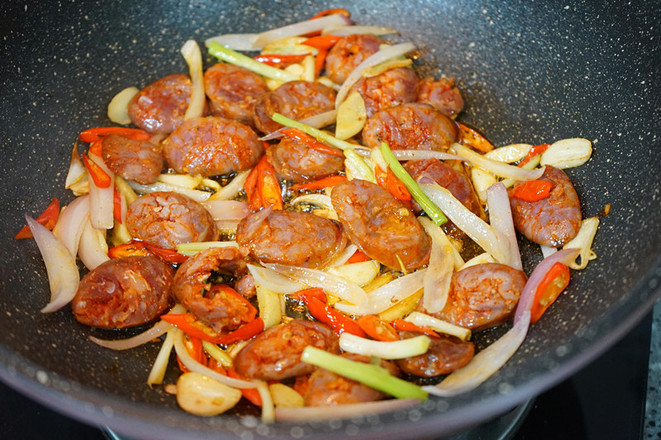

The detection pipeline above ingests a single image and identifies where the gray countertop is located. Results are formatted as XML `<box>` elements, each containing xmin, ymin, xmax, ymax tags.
<box><xmin>645</xmin><ymin>301</ymin><xmax>661</xmax><ymax>438</ymax></box>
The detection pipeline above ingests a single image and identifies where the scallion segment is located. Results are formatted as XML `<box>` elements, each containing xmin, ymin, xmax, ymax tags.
<box><xmin>301</xmin><ymin>347</ymin><xmax>428</xmax><ymax>401</ymax></box>
<box><xmin>380</xmin><ymin>142</ymin><xmax>448</xmax><ymax>226</ymax></box>
<box><xmin>207</xmin><ymin>41</ymin><xmax>299</xmax><ymax>82</ymax></box>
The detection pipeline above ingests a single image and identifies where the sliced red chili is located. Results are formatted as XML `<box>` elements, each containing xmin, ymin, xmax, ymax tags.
<box><xmin>518</xmin><ymin>143</ymin><xmax>550</xmax><ymax>167</ymax></box>
<box><xmin>302</xmin><ymin>35</ymin><xmax>341</xmax><ymax>50</ymax></box>
<box><xmin>255</xmin><ymin>157</ymin><xmax>284</xmax><ymax>211</ymax></box>
<box><xmin>107</xmin><ymin>241</ymin><xmax>153</xmax><ymax>259</ymax></box>
<box><xmin>346</xmin><ymin>250</ymin><xmax>371</xmax><ymax>264</ymax></box>
<box><xmin>511</xmin><ymin>179</ymin><xmax>553</xmax><ymax>203</ymax></box>
<box><xmin>253</xmin><ymin>53</ymin><xmax>310</xmax><ymax>67</ymax></box>
<box><xmin>357</xmin><ymin>315</ymin><xmax>400</xmax><ymax>342</ymax></box>
<box><xmin>530</xmin><ymin>262</ymin><xmax>571</xmax><ymax>323</ymax></box>
<box><xmin>15</xmin><ymin>197</ymin><xmax>60</xmax><ymax>239</ymax></box>
<box><xmin>289</xmin><ymin>174</ymin><xmax>347</xmax><ymax>192</ymax></box>
<box><xmin>280</xmin><ymin>128</ymin><xmax>344</xmax><ymax>157</ymax></box>
<box><xmin>79</xmin><ymin>127</ymin><xmax>150</xmax><ymax>143</ymax></box>
<box><xmin>392</xmin><ymin>319</ymin><xmax>441</xmax><ymax>339</ymax></box>
<box><xmin>82</xmin><ymin>152</ymin><xmax>112</xmax><ymax>188</ymax></box>
<box><xmin>142</xmin><ymin>242</ymin><xmax>188</xmax><ymax>264</ymax></box>
<box><xmin>113</xmin><ymin>186</ymin><xmax>123</xmax><ymax>224</ymax></box>
<box><xmin>161</xmin><ymin>313</ymin><xmax>225</xmax><ymax>345</ymax></box>
<box><xmin>217</xmin><ymin>318</ymin><xmax>265</xmax><ymax>345</ymax></box>
<box><xmin>228</xmin><ymin>367</ymin><xmax>262</xmax><ymax>406</ymax></box>
<box><xmin>457</xmin><ymin>122</ymin><xmax>495</xmax><ymax>153</ymax></box>
<box><xmin>308</xmin><ymin>8</ymin><xmax>351</xmax><ymax>20</ymax></box>
<box><xmin>292</xmin><ymin>288</ymin><xmax>366</xmax><ymax>337</ymax></box>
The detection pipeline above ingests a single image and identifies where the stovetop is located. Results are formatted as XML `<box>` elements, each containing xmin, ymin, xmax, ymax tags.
<box><xmin>0</xmin><ymin>309</ymin><xmax>656</xmax><ymax>440</ymax></box>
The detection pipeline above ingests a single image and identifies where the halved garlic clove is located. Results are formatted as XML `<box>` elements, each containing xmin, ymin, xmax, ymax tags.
<box><xmin>175</xmin><ymin>372</ymin><xmax>242</xmax><ymax>416</ymax></box>
<box><xmin>540</xmin><ymin>138</ymin><xmax>592</xmax><ymax>169</ymax></box>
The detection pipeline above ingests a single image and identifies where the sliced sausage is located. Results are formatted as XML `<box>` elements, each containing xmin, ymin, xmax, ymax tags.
<box><xmin>266</xmin><ymin>136</ymin><xmax>344</xmax><ymax>183</ymax></box>
<box><xmin>252</xmin><ymin>81</ymin><xmax>336</xmax><ymax>134</ymax></box>
<box><xmin>127</xmin><ymin>191</ymin><xmax>218</xmax><ymax>249</ymax></box>
<box><xmin>396</xmin><ymin>332</ymin><xmax>474</xmax><ymax>377</ymax></box>
<box><xmin>162</xmin><ymin>116</ymin><xmax>264</xmax><ymax>177</ymax></box>
<box><xmin>303</xmin><ymin>354</ymin><xmax>399</xmax><ymax>407</ymax></box>
<box><xmin>204</xmin><ymin>63</ymin><xmax>268</xmax><ymax>127</ymax></box>
<box><xmin>71</xmin><ymin>256</ymin><xmax>174</xmax><ymax>329</ymax></box>
<box><xmin>170</xmin><ymin>247</ymin><xmax>252</xmax><ymax>332</ymax></box>
<box><xmin>330</xmin><ymin>179</ymin><xmax>431</xmax><ymax>271</ymax></box>
<box><xmin>351</xmin><ymin>67</ymin><xmax>419</xmax><ymax>117</ymax></box>
<box><xmin>128</xmin><ymin>73</ymin><xmax>202</xmax><ymax>135</ymax></box>
<box><xmin>509</xmin><ymin>166</ymin><xmax>582</xmax><ymax>247</ymax></box>
<box><xmin>325</xmin><ymin>34</ymin><xmax>384</xmax><ymax>84</ymax></box>
<box><xmin>233</xmin><ymin>320</ymin><xmax>339</xmax><ymax>381</ymax></box>
<box><xmin>416</xmin><ymin>77</ymin><xmax>464</xmax><ymax>117</ymax></box>
<box><xmin>236</xmin><ymin>208</ymin><xmax>347</xmax><ymax>268</ymax></box>
<box><xmin>430</xmin><ymin>263</ymin><xmax>527</xmax><ymax>331</ymax></box>
<box><xmin>361</xmin><ymin>103</ymin><xmax>458</xmax><ymax>151</ymax></box>
<box><xmin>101</xmin><ymin>134</ymin><xmax>163</xmax><ymax>184</ymax></box>
<box><xmin>404</xmin><ymin>158</ymin><xmax>483</xmax><ymax>240</ymax></box>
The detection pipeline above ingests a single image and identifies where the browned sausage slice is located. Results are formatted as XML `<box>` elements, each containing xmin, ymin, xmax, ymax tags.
<box><xmin>396</xmin><ymin>332</ymin><xmax>474</xmax><ymax>377</ymax></box>
<box><xmin>71</xmin><ymin>256</ymin><xmax>174</xmax><ymax>329</ymax></box>
<box><xmin>509</xmin><ymin>166</ymin><xmax>582</xmax><ymax>247</ymax></box>
<box><xmin>330</xmin><ymin>179</ymin><xmax>431</xmax><ymax>271</ymax></box>
<box><xmin>430</xmin><ymin>263</ymin><xmax>527</xmax><ymax>331</ymax></box>
<box><xmin>170</xmin><ymin>247</ymin><xmax>252</xmax><ymax>332</ymax></box>
<box><xmin>101</xmin><ymin>134</ymin><xmax>164</xmax><ymax>184</ymax></box>
<box><xmin>236</xmin><ymin>208</ymin><xmax>347</xmax><ymax>268</ymax></box>
<box><xmin>204</xmin><ymin>63</ymin><xmax>268</xmax><ymax>127</ymax></box>
<box><xmin>361</xmin><ymin>103</ymin><xmax>458</xmax><ymax>151</ymax></box>
<box><xmin>303</xmin><ymin>354</ymin><xmax>400</xmax><ymax>406</ymax></box>
<box><xmin>252</xmin><ymin>81</ymin><xmax>336</xmax><ymax>134</ymax></box>
<box><xmin>325</xmin><ymin>34</ymin><xmax>384</xmax><ymax>84</ymax></box>
<box><xmin>233</xmin><ymin>320</ymin><xmax>339</xmax><ymax>381</ymax></box>
<box><xmin>127</xmin><ymin>191</ymin><xmax>218</xmax><ymax>249</ymax></box>
<box><xmin>162</xmin><ymin>116</ymin><xmax>264</xmax><ymax>177</ymax></box>
<box><xmin>404</xmin><ymin>158</ymin><xmax>483</xmax><ymax>239</ymax></box>
<box><xmin>128</xmin><ymin>73</ymin><xmax>202</xmax><ymax>135</ymax></box>
<box><xmin>266</xmin><ymin>136</ymin><xmax>344</xmax><ymax>183</ymax></box>
<box><xmin>416</xmin><ymin>77</ymin><xmax>464</xmax><ymax>117</ymax></box>
<box><xmin>351</xmin><ymin>67</ymin><xmax>419</xmax><ymax>117</ymax></box>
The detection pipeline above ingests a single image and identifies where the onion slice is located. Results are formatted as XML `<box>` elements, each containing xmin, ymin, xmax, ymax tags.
<box><xmin>335</xmin><ymin>43</ymin><xmax>415</xmax><ymax>108</ymax></box>
<box><xmin>247</xmin><ymin>264</ymin><xmax>305</xmax><ymax>294</ymax></box>
<box><xmin>486</xmin><ymin>183</ymin><xmax>522</xmax><ymax>270</ymax></box>
<box><xmin>452</xmin><ymin>143</ymin><xmax>545</xmax><ymax>181</ymax></box>
<box><xmin>53</xmin><ymin>195</ymin><xmax>89</xmax><ymax>258</ymax></box>
<box><xmin>253</xmin><ymin>15</ymin><xmax>351</xmax><ymax>48</ymax></box>
<box><xmin>78</xmin><ymin>217</ymin><xmax>109</xmax><ymax>270</ymax></box>
<box><xmin>392</xmin><ymin>149</ymin><xmax>464</xmax><ymax>162</ymax></box>
<box><xmin>88</xmin><ymin>153</ymin><xmax>114</xmax><ymax>230</ymax></box>
<box><xmin>208</xmin><ymin>170</ymin><xmax>249</xmax><ymax>201</ymax></box>
<box><xmin>128</xmin><ymin>181</ymin><xmax>211</xmax><ymax>203</ymax></box>
<box><xmin>423</xmin><ymin>311</ymin><xmax>531</xmax><ymax>397</ymax></box>
<box><xmin>202</xmin><ymin>200</ymin><xmax>250</xmax><ymax>222</ymax></box>
<box><xmin>180</xmin><ymin>40</ymin><xmax>205</xmax><ymax>120</ymax></box>
<box><xmin>90</xmin><ymin>320</ymin><xmax>171</xmax><ymax>350</ymax></box>
<box><xmin>275</xmin><ymin>398</ymin><xmax>420</xmax><ymax>422</ymax></box>
<box><xmin>25</xmin><ymin>215</ymin><xmax>80</xmax><ymax>313</ymax></box>
<box><xmin>265</xmin><ymin>263</ymin><xmax>368</xmax><ymax>305</ymax></box>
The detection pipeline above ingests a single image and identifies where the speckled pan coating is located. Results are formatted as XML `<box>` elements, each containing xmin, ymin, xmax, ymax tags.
<box><xmin>1</xmin><ymin>1</ymin><xmax>660</xmax><ymax>439</ymax></box>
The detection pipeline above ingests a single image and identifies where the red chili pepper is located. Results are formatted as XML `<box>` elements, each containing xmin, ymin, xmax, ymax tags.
<box><xmin>346</xmin><ymin>250</ymin><xmax>371</xmax><ymax>264</ymax></box>
<box><xmin>518</xmin><ymin>144</ymin><xmax>550</xmax><ymax>167</ymax></box>
<box><xmin>216</xmin><ymin>318</ymin><xmax>265</xmax><ymax>345</ymax></box>
<box><xmin>79</xmin><ymin>127</ymin><xmax>151</xmax><ymax>143</ymax></box>
<box><xmin>302</xmin><ymin>35</ymin><xmax>341</xmax><ymax>50</ymax></box>
<box><xmin>207</xmin><ymin>284</ymin><xmax>258</xmax><ymax>323</ymax></box>
<box><xmin>289</xmin><ymin>174</ymin><xmax>347</xmax><ymax>192</ymax></box>
<box><xmin>391</xmin><ymin>319</ymin><xmax>441</xmax><ymax>339</ymax></box>
<box><xmin>309</xmin><ymin>8</ymin><xmax>351</xmax><ymax>20</ymax></box>
<box><xmin>82</xmin><ymin>152</ymin><xmax>112</xmax><ymax>188</ymax></box>
<box><xmin>142</xmin><ymin>242</ymin><xmax>188</xmax><ymax>264</ymax></box>
<box><xmin>108</xmin><ymin>241</ymin><xmax>154</xmax><ymax>259</ymax></box>
<box><xmin>161</xmin><ymin>313</ymin><xmax>226</xmax><ymax>345</ymax></box>
<box><xmin>375</xmin><ymin>165</ymin><xmax>412</xmax><ymax>205</ymax></box>
<box><xmin>244</xmin><ymin>163</ymin><xmax>262</xmax><ymax>211</ymax></box>
<box><xmin>530</xmin><ymin>262</ymin><xmax>571</xmax><ymax>323</ymax></box>
<box><xmin>15</xmin><ymin>197</ymin><xmax>60</xmax><ymax>239</ymax></box>
<box><xmin>457</xmin><ymin>122</ymin><xmax>495</xmax><ymax>153</ymax></box>
<box><xmin>256</xmin><ymin>157</ymin><xmax>284</xmax><ymax>211</ymax></box>
<box><xmin>511</xmin><ymin>179</ymin><xmax>553</xmax><ymax>203</ymax></box>
<box><xmin>280</xmin><ymin>128</ymin><xmax>344</xmax><ymax>157</ymax></box>
<box><xmin>89</xmin><ymin>139</ymin><xmax>103</xmax><ymax>157</ymax></box>
<box><xmin>227</xmin><ymin>368</ymin><xmax>262</xmax><ymax>406</ymax></box>
<box><xmin>313</xmin><ymin>47</ymin><xmax>329</xmax><ymax>77</ymax></box>
<box><xmin>292</xmin><ymin>288</ymin><xmax>366</xmax><ymax>337</ymax></box>
<box><xmin>113</xmin><ymin>186</ymin><xmax>123</xmax><ymax>224</ymax></box>
<box><xmin>357</xmin><ymin>315</ymin><xmax>400</xmax><ymax>342</ymax></box>
<box><xmin>253</xmin><ymin>53</ymin><xmax>310</xmax><ymax>67</ymax></box>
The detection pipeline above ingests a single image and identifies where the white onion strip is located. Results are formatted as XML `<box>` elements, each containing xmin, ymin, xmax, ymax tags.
<box><xmin>259</xmin><ymin>110</ymin><xmax>338</xmax><ymax>141</ymax></box>
<box><xmin>392</xmin><ymin>150</ymin><xmax>464</xmax><ymax>162</ymax></box>
<box><xmin>257</xmin><ymin>381</ymin><xmax>275</xmax><ymax>424</ymax></box>
<box><xmin>265</xmin><ymin>263</ymin><xmax>368</xmax><ymax>305</ymax></box>
<box><xmin>422</xmin><ymin>239</ymin><xmax>453</xmax><ymax>314</ymax></box>
<box><xmin>147</xmin><ymin>328</ymin><xmax>176</xmax><ymax>386</ymax></box>
<box><xmin>486</xmin><ymin>183</ymin><xmax>522</xmax><ymax>270</ymax></box>
<box><xmin>209</xmin><ymin>171</ymin><xmax>249</xmax><ymax>201</ymax></box>
<box><xmin>88</xmin><ymin>153</ymin><xmax>114</xmax><ymax>230</ymax></box>
<box><xmin>202</xmin><ymin>200</ymin><xmax>250</xmax><ymax>221</ymax></box>
<box><xmin>335</xmin><ymin>43</ymin><xmax>415</xmax><ymax>108</ymax></box>
<box><xmin>514</xmin><ymin>248</ymin><xmax>580</xmax><ymax>325</ymax></box>
<box><xmin>327</xmin><ymin>244</ymin><xmax>359</xmax><ymax>267</ymax></box>
<box><xmin>180</xmin><ymin>40</ymin><xmax>205</xmax><ymax>120</ymax></box>
<box><xmin>290</xmin><ymin>194</ymin><xmax>334</xmax><ymax>210</ymax></box>
<box><xmin>172</xmin><ymin>328</ymin><xmax>257</xmax><ymax>389</ymax></box>
<box><xmin>562</xmin><ymin>217</ymin><xmax>599</xmax><ymax>270</ymax></box>
<box><xmin>423</xmin><ymin>311</ymin><xmax>531</xmax><ymax>397</ymax></box>
<box><xmin>128</xmin><ymin>181</ymin><xmax>211</xmax><ymax>202</ymax></box>
<box><xmin>53</xmin><ymin>195</ymin><xmax>89</xmax><ymax>258</ymax></box>
<box><xmin>452</xmin><ymin>143</ymin><xmax>545</xmax><ymax>181</ymax></box>
<box><xmin>334</xmin><ymin>269</ymin><xmax>426</xmax><ymax>316</ymax></box>
<box><xmin>78</xmin><ymin>217</ymin><xmax>109</xmax><ymax>270</ymax></box>
<box><xmin>26</xmin><ymin>215</ymin><xmax>80</xmax><ymax>313</ymax></box>
<box><xmin>275</xmin><ymin>398</ymin><xmax>419</xmax><ymax>422</ymax></box>
<box><xmin>421</xmin><ymin>183</ymin><xmax>509</xmax><ymax>264</ymax></box>
<box><xmin>89</xmin><ymin>304</ymin><xmax>186</xmax><ymax>350</ymax></box>
<box><xmin>253</xmin><ymin>15</ymin><xmax>351</xmax><ymax>48</ymax></box>
<box><xmin>247</xmin><ymin>264</ymin><xmax>305</xmax><ymax>294</ymax></box>
<box><xmin>419</xmin><ymin>217</ymin><xmax>464</xmax><ymax>269</ymax></box>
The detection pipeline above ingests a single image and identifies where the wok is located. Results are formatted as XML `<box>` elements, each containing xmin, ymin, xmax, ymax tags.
<box><xmin>1</xmin><ymin>0</ymin><xmax>659</xmax><ymax>438</ymax></box>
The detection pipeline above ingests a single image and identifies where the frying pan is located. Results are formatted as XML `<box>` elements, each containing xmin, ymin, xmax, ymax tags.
<box><xmin>1</xmin><ymin>0</ymin><xmax>659</xmax><ymax>438</ymax></box>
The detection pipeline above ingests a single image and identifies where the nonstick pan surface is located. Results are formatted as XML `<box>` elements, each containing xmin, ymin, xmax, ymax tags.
<box><xmin>1</xmin><ymin>1</ymin><xmax>660</xmax><ymax>439</ymax></box>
